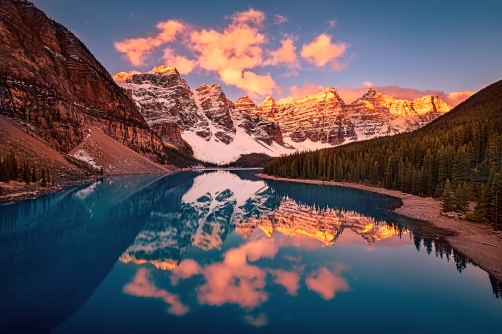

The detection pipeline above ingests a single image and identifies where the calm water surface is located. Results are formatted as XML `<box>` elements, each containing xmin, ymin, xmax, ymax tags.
<box><xmin>1</xmin><ymin>170</ymin><xmax>501</xmax><ymax>334</ymax></box>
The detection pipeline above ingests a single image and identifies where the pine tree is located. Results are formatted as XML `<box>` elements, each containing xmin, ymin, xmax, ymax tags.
<box><xmin>441</xmin><ymin>179</ymin><xmax>453</xmax><ymax>212</ymax></box>
<box><xmin>11</xmin><ymin>150</ymin><xmax>18</xmax><ymax>179</ymax></box>
<box><xmin>490</xmin><ymin>172</ymin><xmax>502</xmax><ymax>229</ymax></box>
<box><xmin>24</xmin><ymin>161</ymin><xmax>31</xmax><ymax>184</ymax></box>
<box><xmin>41</xmin><ymin>168</ymin><xmax>47</xmax><ymax>187</ymax></box>
<box><xmin>453</xmin><ymin>183</ymin><xmax>469</xmax><ymax>213</ymax></box>
<box><xmin>31</xmin><ymin>165</ymin><xmax>37</xmax><ymax>183</ymax></box>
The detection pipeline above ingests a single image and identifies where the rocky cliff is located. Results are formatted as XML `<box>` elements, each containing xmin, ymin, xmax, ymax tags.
<box><xmin>255</xmin><ymin>88</ymin><xmax>357</xmax><ymax>145</ymax></box>
<box><xmin>0</xmin><ymin>0</ymin><xmax>167</xmax><ymax>165</ymax></box>
<box><xmin>346</xmin><ymin>88</ymin><xmax>451</xmax><ymax>139</ymax></box>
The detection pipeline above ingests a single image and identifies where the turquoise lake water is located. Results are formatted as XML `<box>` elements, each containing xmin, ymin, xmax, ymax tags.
<box><xmin>1</xmin><ymin>170</ymin><xmax>501</xmax><ymax>334</ymax></box>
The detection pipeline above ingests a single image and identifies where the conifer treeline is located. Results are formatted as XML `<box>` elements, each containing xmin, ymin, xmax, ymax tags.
<box><xmin>264</xmin><ymin>80</ymin><xmax>502</xmax><ymax>227</ymax></box>
<box><xmin>0</xmin><ymin>150</ymin><xmax>54</xmax><ymax>187</ymax></box>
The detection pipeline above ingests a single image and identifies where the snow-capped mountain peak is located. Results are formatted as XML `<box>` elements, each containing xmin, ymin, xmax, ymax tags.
<box><xmin>117</xmin><ymin>67</ymin><xmax>291</xmax><ymax>164</ymax></box>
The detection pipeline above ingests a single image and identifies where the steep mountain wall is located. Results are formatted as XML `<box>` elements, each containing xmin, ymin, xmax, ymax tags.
<box><xmin>0</xmin><ymin>0</ymin><xmax>166</xmax><ymax>163</ymax></box>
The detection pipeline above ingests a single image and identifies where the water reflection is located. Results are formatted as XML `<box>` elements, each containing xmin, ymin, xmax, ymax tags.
<box><xmin>116</xmin><ymin>171</ymin><xmax>500</xmax><ymax>328</ymax></box>
<box><xmin>0</xmin><ymin>175</ymin><xmax>168</xmax><ymax>333</ymax></box>
<box><xmin>123</xmin><ymin>231</ymin><xmax>351</xmax><ymax>321</ymax></box>
<box><xmin>1</xmin><ymin>170</ymin><xmax>501</xmax><ymax>334</ymax></box>
<box><xmin>120</xmin><ymin>171</ymin><xmax>429</xmax><ymax>271</ymax></box>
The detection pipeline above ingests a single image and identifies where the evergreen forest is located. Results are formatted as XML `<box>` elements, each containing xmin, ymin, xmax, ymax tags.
<box><xmin>0</xmin><ymin>150</ymin><xmax>54</xmax><ymax>191</ymax></box>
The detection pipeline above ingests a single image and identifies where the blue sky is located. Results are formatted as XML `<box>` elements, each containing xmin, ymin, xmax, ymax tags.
<box><xmin>31</xmin><ymin>0</ymin><xmax>502</xmax><ymax>104</ymax></box>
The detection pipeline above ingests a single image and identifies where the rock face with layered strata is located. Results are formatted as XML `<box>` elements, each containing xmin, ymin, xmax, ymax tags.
<box><xmin>0</xmin><ymin>0</ymin><xmax>167</xmax><ymax>164</ymax></box>
<box><xmin>345</xmin><ymin>88</ymin><xmax>450</xmax><ymax>139</ymax></box>
<box><xmin>235</xmin><ymin>87</ymin><xmax>451</xmax><ymax>147</ymax></box>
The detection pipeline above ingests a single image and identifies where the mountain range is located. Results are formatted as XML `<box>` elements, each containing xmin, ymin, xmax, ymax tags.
<box><xmin>0</xmin><ymin>0</ymin><xmax>455</xmax><ymax>197</ymax></box>
<box><xmin>115</xmin><ymin>66</ymin><xmax>451</xmax><ymax>164</ymax></box>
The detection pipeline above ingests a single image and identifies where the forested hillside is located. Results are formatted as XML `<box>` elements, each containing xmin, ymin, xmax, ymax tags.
<box><xmin>264</xmin><ymin>79</ymin><xmax>502</xmax><ymax>227</ymax></box>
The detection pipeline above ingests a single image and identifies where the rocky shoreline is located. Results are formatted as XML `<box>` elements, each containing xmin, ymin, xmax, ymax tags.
<box><xmin>256</xmin><ymin>173</ymin><xmax>502</xmax><ymax>282</ymax></box>
<box><xmin>0</xmin><ymin>177</ymin><xmax>99</xmax><ymax>204</ymax></box>
<box><xmin>0</xmin><ymin>166</ymin><xmax>179</xmax><ymax>204</ymax></box>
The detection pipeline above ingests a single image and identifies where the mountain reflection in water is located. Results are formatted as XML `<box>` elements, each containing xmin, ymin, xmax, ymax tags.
<box><xmin>1</xmin><ymin>170</ymin><xmax>501</xmax><ymax>334</ymax></box>
<box><xmin>120</xmin><ymin>171</ymin><xmax>456</xmax><ymax>270</ymax></box>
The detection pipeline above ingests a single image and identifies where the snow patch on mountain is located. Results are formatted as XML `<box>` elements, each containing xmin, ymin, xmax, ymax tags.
<box><xmin>182</xmin><ymin>126</ymin><xmax>291</xmax><ymax>164</ymax></box>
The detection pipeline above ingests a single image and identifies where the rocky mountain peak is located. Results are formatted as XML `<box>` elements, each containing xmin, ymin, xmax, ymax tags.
<box><xmin>112</xmin><ymin>71</ymin><xmax>138</xmax><ymax>81</ymax></box>
<box><xmin>116</xmin><ymin>67</ymin><xmax>290</xmax><ymax>163</ymax></box>
<box><xmin>116</xmin><ymin>66</ymin><xmax>206</xmax><ymax>152</ymax></box>
<box><xmin>235</xmin><ymin>96</ymin><xmax>255</xmax><ymax>105</ymax></box>
<box><xmin>150</xmin><ymin>65</ymin><xmax>179</xmax><ymax>75</ymax></box>
<box><xmin>260</xmin><ymin>96</ymin><xmax>276</xmax><ymax>106</ymax></box>
<box><xmin>234</xmin><ymin>96</ymin><xmax>257</xmax><ymax>114</ymax></box>
<box><xmin>195</xmin><ymin>83</ymin><xmax>221</xmax><ymax>91</ymax></box>
<box><xmin>364</xmin><ymin>87</ymin><xmax>378</xmax><ymax>98</ymax></box>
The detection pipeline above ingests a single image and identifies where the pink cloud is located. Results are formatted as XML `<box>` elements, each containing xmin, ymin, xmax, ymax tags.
<box><xmin>196</xmin><ymin>237</ymin><xmax>280</xmax><ymax>309</ymax></box>
<box><xmin>168</xmin><ymin>235</ymin><xmax>315</xmax><ymax>309</ymax></box>
<box><xmin>274</xmin><ymin>14</ymin><xmax>288</xmax><ymax>25</ymax></box>
<box><xmin>269</xmin><ymin>269</ymin><xmax>301</xmax><ymax>295</ymax></box>
<box><xmin>300</xmin><ymin>33</ymin><xmax>349</xmax><ymax>70</ymax></box>
<box><xmin>244</xmin><ymin>313</ymin><xmax>269</xmax><ymax>327</ymax></box>
<box><xmin>305</xmin><ymin>266</ymin><xmax>349</xmax><ymax>300</ymax></box>
<box><xmin>443</xmin><ymin>91</ymin><xmax>475</xmax><ymax>107</ymax></box>
<box><xmin>171</xmin><ymin>259</ymin><xmax>202</xmax><ymax>285</ymax></box>
<box><xmin>123</xmin><ymin>268</ymin><xmax>189</xmax><ymax>315</ymax></box>
<box><xmin>162</xmin><ymin>48</ymin><xmax>197</xmax><ymax>75</ymax></box>
<box><xmin>197</xmin><ymin>261</ymin><xmax>268</xmax><ymax>308</ymax></box>
<box><xmin>114</xmin><ymin>20</ymin><xmax>183</xmax><ymax>66</ymax></box>
<box><xmin>188</xmin><ymin>9</ymin><xmax>278</xmax><ymax>98</ymax></box>
<box><xmin>226</xmin><ymin>8</ymin><xmax>265</xmax><ymax>26</ymax></box>
<box><xmin>266</xmin><ymin>37</ymin><xmax>299</xmax><ymax>69</ymax></box>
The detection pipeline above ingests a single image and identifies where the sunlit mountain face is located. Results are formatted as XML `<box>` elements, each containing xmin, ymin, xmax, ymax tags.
<box><xmin>1</xmin><ymin>171</ymin><xmax>502</xmax><ymax>334</ymax></box>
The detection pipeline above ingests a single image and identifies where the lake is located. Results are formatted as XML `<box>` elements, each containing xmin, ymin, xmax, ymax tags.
<box><xmin>1</xmin><ymin>170</ymin><xmax>501</xmax><ymax>334</ymax></box>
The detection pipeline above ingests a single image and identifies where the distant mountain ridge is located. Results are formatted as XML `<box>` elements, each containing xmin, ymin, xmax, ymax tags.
<box><xmin>241</xmin><ymin>87</ymin><xmax>451</xmax><ymax>148</ymax></box>
<box><xmin>116</xmin><ymin>67</ymin><xmax>452</xmax><ymax>164</ymax></box>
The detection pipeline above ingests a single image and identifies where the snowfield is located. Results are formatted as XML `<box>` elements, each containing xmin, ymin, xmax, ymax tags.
<box><xmin>182</xmin><ymin>126</ymin><xmax>294</xmax><ymax>164</ymax></box>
